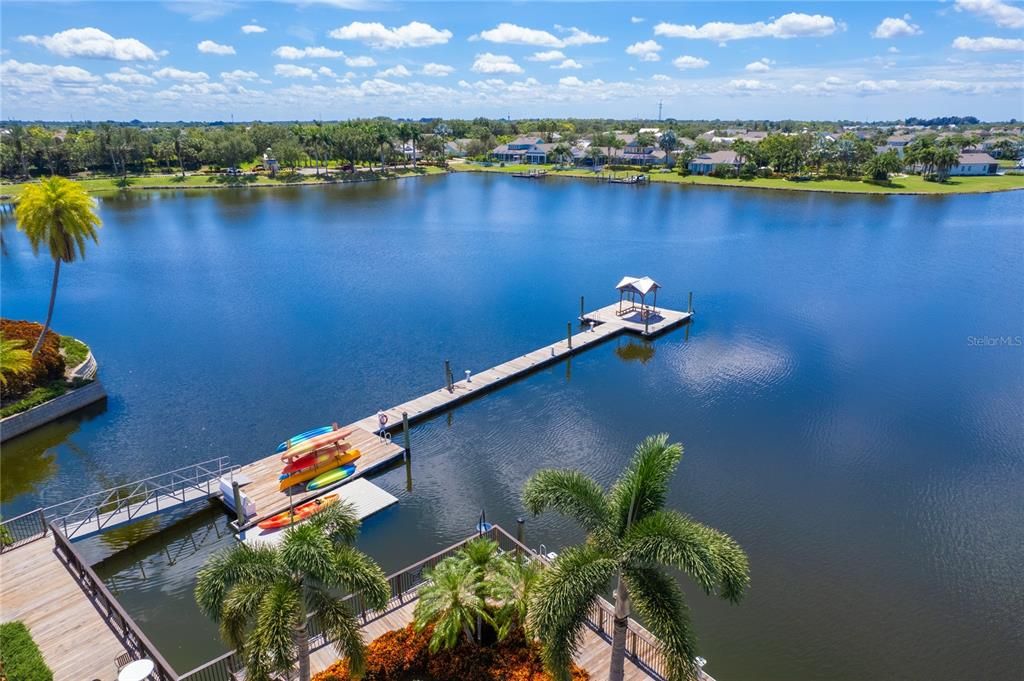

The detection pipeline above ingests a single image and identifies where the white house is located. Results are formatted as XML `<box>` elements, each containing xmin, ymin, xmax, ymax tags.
<box><xmin>948</xmin><ymin>152</ymin><xmax>998</xmax><ymax>176</ymax></box>
<box><xmin>688</xmin><ymin>150</ymin><xmax>741</xmax><ymax>175</ymax></box>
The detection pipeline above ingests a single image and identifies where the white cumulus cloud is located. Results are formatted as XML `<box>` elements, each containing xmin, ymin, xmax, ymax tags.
<box><xmin>630</xmin><ymin>17</ymin><xmax>645</xmax><ymax>24</ymax></box>
<box><xmin>954</xmin><ymin>0</ymin><xmax>1024</xmax><ymax>29</ymax></box>
<box><xmin>328</xmin><ymin>21</ymin><xmax>452</xmax><ymax>49</ymax></box>
<box><xmin>221</xmin><ymin>69</ymin><xmax>259</xmax><ymax>81</ymax></box>
<box><xmin>745</xmin><ymin>58</ymin><xmax>774</xmax><ymax>72</ymax></box>
<box><xmin>626</xmin><ymin>40</ymin><xmax>662</xmax><ymax>62</ymax></box>
<box><xmin>105</xmin><ymin>66</ymin><xmax>156</xmax><ymax>85</ymax></box>
<box><xmin>558</xmin><ymin>26</ymin><xmax>608</xmax><ymax>46</ymax></box>
<box><xmin>198</xmin><ymin>39</ymin><xmax>235</xmax><ymax>55</ymax></box>
<box><xmin>376</xmin><ymin>64</ymin><xmax>412</xmax><ymax>78</ymax></box>
<box><xmin>241</xmin><ymin>24</ymin><xmax>267</xmax><ymax>34</ymax></box>
<box><xmin>655</xmin><ymin>13</ymin><xmax>837</xmax><ymax>42</ymax></box>
<box><xmin>274</xmin><ymin>63</ymin><xmax>316</xmax><ymax>78</ymax></box>
<box><xmin>673</xmin><ymin>55</ymin><xmax>709</xmax><ymax>69</ymax></box>
<box><xmin>471</xmin><ymin>53</ymin><xmax>523</xmax><ymax>74</ymax></box>
<box><xmin>527</xmin><ymin>50</ymin><xmax>566</xmax><ymax>62</ymax></box>
<box><xmin>952</xmin><ymin>35</ymin><xmax>1024</xmax><ymax>51</ymax></box>
<box><xmin>18</xmin><ymin>27</ymin><xmax>158</xmax><ymax>61</ymax></box>
<box><xmin>552</xmin><ymin>59</ymin><xmax>583</xmax><ymax>70</ymax></box>
<box><xmin>318</xmin><ymin>66</ymin><xmax>337</xmax><ymax>78</ymax></box>
<box><xmin>154</xmin><ymin>66</ymin><xmax>209</xmax><ymax>81</ymax></box>
<box><xmin>273</xmin><ymin>45</ymin><xmax>345</xmax><ymax>59</ymax></box>
<box><xmin>728</xmin><ymin>78</ymin><xmax>775</xmax><ymax>93</ymax></box>
<box><xmin>473</xmin><ymin>23</ymin><xmax>606</xmax><ymax>48</ymax></box>
<box><xmin>345</xmin><ymin>55</ymin><xmax>376</xmax><ymax>67</ymax></box>
<box><xmin>421</xmin><ymin>62</ymin><xmax>454</xmax><ymax>76</ymax></box>
<box><xmin>872</xmin><ymin>16</ymin><xmax>921</xmax><ymax>39</ymax></box>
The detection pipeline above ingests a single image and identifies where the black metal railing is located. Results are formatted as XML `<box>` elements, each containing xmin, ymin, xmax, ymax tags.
<box><xmin>50</xmin><ymin>524</ymin><xmax>180</xmax><ymax>681</ymax></box>
<box><xmin>0</xmin><ymin>508</ymin><xmax>48</xmax><ymax>552</ymax></box>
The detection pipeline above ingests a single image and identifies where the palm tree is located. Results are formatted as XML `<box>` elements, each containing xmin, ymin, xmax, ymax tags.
<box><xmin>409</xmin><ymin>127</ymin><xmax>422</xmax><ymax>167</ymax></box>
<box><xmin>414</xmin><ymin>554</ymin><xmax>491</xmax><ymax>652</ymax></box>
<box><xmin>0</xmin><ymin>335</ymin><xmax>33</xmax><ymax>387</ymax></box>
<box><xmin>933</xmin><ymin>145</ymin><xmax>960</xmax><ymax>181</ymax></box>
<box><xmin>195</xmin><ymin>503</ymin><xmax>389</xmax><ymax>681</ymax></box>
<box><xmin>551</xmin><ymin>143</ymin><xmax>571</xmax><ymax>168</ymax></box>
<box><xmin>16</xmin><ymin>177</ymin><xmax>101</xmax><ymax>357</ymax></box>
<box><xmin>523</xmin><ymin>434</ymin><xmax>750</xmax><ymax>681</ymax></box>
<box><xmin>373</xmin><ymin>123</ymin><xmax>394</xmax><ymax>174</ymax></box>
<box><xmin>659</xmin><ymin>131</ymin><xmax>678</xmax><ymax>168</ymax></box>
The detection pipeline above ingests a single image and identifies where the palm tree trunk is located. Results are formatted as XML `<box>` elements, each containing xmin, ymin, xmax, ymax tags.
<box><xmin>32</xmin><ymin>258</ymin><xmax>61</xmax><ymax>357</ymax></box>
<box><xmin>608</xmin><ymin>572</ymin><xmax>630</xmax><ymax>681</ymax></box>
<box><xmin>295</xmin><ymin>618</ymin><xmax>311</xmax><ymax>681</ymax></box>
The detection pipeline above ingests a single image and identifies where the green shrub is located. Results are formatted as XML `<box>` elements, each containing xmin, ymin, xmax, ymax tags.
<box><xmin>0</xmin><ymin>622</ymin><xmax>53</xmax><ymax>681</ymax></box>
<box><xmin>59</xmin><ymin>336</ymin><xmax>89</xmax><ymax>368</ymax></box>
<box><xmin>0</xmin><ymin>381</ymin><xmax>67</xmax><ymax>418</ymax></box>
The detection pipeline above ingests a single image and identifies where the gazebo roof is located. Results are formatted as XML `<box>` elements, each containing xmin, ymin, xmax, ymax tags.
<box><xmin>615</xmin><ymin>276</ymin><xmax>660</xmax><ymax>296</ymax></box>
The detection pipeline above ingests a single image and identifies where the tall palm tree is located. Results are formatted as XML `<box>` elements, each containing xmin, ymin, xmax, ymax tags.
<box><xmin>195</xmin><ymin>503</ymin><xmax>389</xmax><ymax>681</ymax></box>
<box><xmin>373</xmin><ymin>124</ymin><xmax>394</xmax><ymax>173</ymax></box>
<box><xmin>0</xmin><ymin>335</ymin><xmax>33</xmax><ymax>387</ymax></box>
<box><xmin>16</xmin><ymin>177</ymin><xmax>101</xmax><ymax>357</ymax></box>
<box><xmin>659</xmin><ymin>131</ymin><xmax>678</xmax><ymax>168</ymax></box>
<box><xmin>409</xmin><ymin>127</ymin><xmax>422</xmax><ymax>167</ymax></box>
<box><xmin>933</xmin><ymin>145</ymin><xmax>960</xmax><ymax>181</ymax></box>
<box><xmin>523</xmin><ymin>434</ymin><xmax>750</xmax><ymax>681</ymax></box>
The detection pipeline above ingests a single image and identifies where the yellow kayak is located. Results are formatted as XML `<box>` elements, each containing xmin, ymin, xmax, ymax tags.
<box><xmin>278</xmin><ymin>447</ymin><xmax>360</xmax><ymax>491</ymax></box>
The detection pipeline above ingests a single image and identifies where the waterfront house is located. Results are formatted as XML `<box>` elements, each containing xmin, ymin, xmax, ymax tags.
<box><xmin>688</xmin><ymin>150</ymin><xmax>741</xmax><ymax>175</ymax></box>
<box><xmin>614</xmin><ymin>133</ymin><xmax>667</xmax><ymax>166</ymax></box>
<box><xmin>947</xmin><ymin>152</ymin><xmax>999</xmax><ymax>176</ymax></box>
<box><xmin>444</xmin><ymin>138</ymin><xmax>474</xmax><ymax>157</ymax></box>
<box><xmin>490</xmin><ymin>136</ymin><xmax>555</xmax><ymax>164</ymax></box>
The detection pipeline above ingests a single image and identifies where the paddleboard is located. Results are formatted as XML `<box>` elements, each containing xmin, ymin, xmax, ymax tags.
<box><xmin>279</xmin><ymin>448</ymin><xmax>361</xmax><ymax>491</ymax></box>
<box><xmin>279</xmin><ymin>427</ymin><xmax>355</xmax><ymax>462</ymax></box>
<box><xmin>306</xmin><ymin>464</ymin><xmax>357</xmax><ymax>491</ymax></box>
<box><xmin>276</xmin><ymin>425</ymin><xmax>335</xmax><ymax>453</ymax></box>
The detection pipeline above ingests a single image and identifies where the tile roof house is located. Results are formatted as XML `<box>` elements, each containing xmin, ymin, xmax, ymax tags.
<box><xmin>490</xmin><ymin>136</ymin><xmax>555</xmax><ymax>163</ymax></box>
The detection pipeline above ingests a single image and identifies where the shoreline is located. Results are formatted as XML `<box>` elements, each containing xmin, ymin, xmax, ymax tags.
<box><xmin>448</xmin><ymin>162</ymin><xmax>1024</xmax><ymax>196</ymax></box>
<box><xmin>0</xmin><ymin>167</ymin><xmax>447</xmax><ymax>202</ymax></box>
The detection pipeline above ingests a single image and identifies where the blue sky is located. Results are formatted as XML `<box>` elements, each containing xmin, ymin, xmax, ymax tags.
<box><xmin>2</xmin><ymin>1</ymin><xmax>1023</xmax><ymax>121</ymax></box>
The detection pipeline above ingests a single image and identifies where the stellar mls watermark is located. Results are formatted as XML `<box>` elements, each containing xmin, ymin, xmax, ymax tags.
<box><xmin>966</xmin><ymin>335</ymin><xmax>1022</xmax><ymax>347</ymax></box>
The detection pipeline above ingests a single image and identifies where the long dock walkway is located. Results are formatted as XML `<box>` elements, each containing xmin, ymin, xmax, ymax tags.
<box><xmin>231</xmin><ymin>303</ymin><xmax>691</xmax><ymax>531</ymax></box>
<box><xmin>0</xmin><ymin>537</ymin><xmax>128</xmax><ymax>680</ymax></box>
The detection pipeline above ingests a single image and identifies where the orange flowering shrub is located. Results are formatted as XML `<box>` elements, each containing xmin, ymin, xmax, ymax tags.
<box><xmin>0</xmin><ymin>319</ymin><xmax>65</xmax><ymax>401</ymax></box>
<box><xmin>311</xmin><ymin>624</ymin><xmax>588</xmax><ymax>681</ymax></box>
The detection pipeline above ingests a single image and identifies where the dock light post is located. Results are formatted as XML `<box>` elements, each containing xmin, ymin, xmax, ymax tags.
<box><xmin>465</xmin><ymin>369</ymin><xmax>472</xmax><ymax>383</ymax></box>
<box><xmin>589</xmin><ymin>320</ymin><xmax>596</xmax><ymax>333</ymax></box>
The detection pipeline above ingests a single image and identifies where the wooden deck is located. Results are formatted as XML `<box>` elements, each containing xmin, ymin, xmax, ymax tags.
<box><xmin>0</xmin><ymin>537</ymin><xmax>128</xmax><ymax>681</ymax></box>
<box><xmin>230</xmin><ymin>302</ymin><xmax>691</xmax><ymax>533</ymax></box>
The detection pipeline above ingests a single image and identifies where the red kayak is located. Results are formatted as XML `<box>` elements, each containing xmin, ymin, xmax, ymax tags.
<box><xmin>257</xmin><ymin>494</ymin><xmax>338</xmax><ymax>530</ymax></box>
<box><xmin>280</xmin><ymin>441</ymin><xmax>352</xmax><ymax>478</ymax></box>
<box><xmin>279</xmin><ymin>427</ymin><xmax>354</xmax><ymax>462</ymax></box>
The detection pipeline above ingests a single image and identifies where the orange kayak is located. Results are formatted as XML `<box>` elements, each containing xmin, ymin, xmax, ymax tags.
<box><xmin>257</xmin><ymin>494</ymin><xmax>338</xmax><ymax>530</ymax></box>
<box><xmin>280</xmin><ymin>442</ymin><xmax>351</xmax><ymax>478</ymax></box>
<box><xmin>278</xmin><ymin>447</ymin><xmax>361</xmax><ymax>491</ymax></box>
<box><xmin>279</xmin><ymin>427</ymin><xmax>354</xmax><ymax>463</ymax></box>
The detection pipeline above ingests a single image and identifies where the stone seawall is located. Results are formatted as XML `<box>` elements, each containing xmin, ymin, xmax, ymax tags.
<box><xmin>0</xmin><ymin>380</ymin><xmax>107</xmax><ymax>442</ymax></box>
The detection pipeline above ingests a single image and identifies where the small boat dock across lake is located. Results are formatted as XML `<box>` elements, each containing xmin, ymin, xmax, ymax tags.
<box><xmin>512</xmin><ymin>169</ymin><xmax>547</xmax><ymax>178</ymax></box>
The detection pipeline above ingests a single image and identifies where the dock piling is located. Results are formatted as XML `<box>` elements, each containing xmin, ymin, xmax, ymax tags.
<box><xmin>688</xmin><ymin>291</ymin><xmax>693</xmax><ymax>314</ymax></box>
<box><xmin>402</xmin><ymin>411</ymin><xmax>411</xmax><ymax>458</ymax></box>
<box><xmin>231</xmin><ymin>480</ymin><xmax>245</xmax><ymax>528</ymax></box>
<box><xmin>444</xmin><ymin>360</ymin><xmax>453</xmax><ymax>392</ymax></box>
<box><xmin>567</xmin><ymin>322</ymin><xmax>573</xmax><ymax>349</ymax></box>
<box><xmin>517</xmin><ymin>517</ymin><xmax>525</xmax><ymax>545</ymax></box>
<box><xmin>580</xmin><ymin>295</ymin><xmax>585</xmax><ymax>319</ymax></box>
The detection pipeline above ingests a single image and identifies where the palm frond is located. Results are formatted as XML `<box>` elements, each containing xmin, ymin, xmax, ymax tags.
<box><xmin>194</xmin><ymin>543</ymin><xmax>281</xmax><ymax>620</ymax></box>
<box><xmin>527</xmin><ymin>544</ymin><xmax>617</xmax><ymax>681</ymax></box>
<box><xmin>220</xmin><ymin>580</ymin><xmax>272</xmax><ymax>650</ymax></box>
<box><xmin>253</xmin><ymin>581</ymin><xmax>302</xmax><ymax>675</ymax></box>
<box><xmin>332</xmin><ymin>545</ymin><xmax>391</xmax><ymax>610</ymax></box>
<box><xmin>623</xmin><ymin>565</ymin><xmax>699</xmax><ymax>681</ymax></box>
<box><xmin>306</xmin><ymin>585</ymin><xmax>368</xmax><ymax>678</ymax></box>
<box><xmin>522</xmin><ymin>468</ymin><xmax>612</xmax><ymax>536</ymax></box>
<box><xmin>414</xmin><ymin>558</ymin><xmax>486</xmax><ymax>652</ymax></box>
<box><xmin>305</xmin><ymin>501</ymin><xmax>361</xmax><ymax>546</ymax></box>
<box><xmin>280</xmin><ymin>521</ymin><xmax>337</xmax><ymax>584</ymax></box>
<box><xmin>623</xmin><ymin>511</ymin><xmax>750</xmax><ymax>602</ymax></box>
<box><xmin>609</xmin><ymin>434</ymin><xmax>682</xmax><ymax>533</ymax></box>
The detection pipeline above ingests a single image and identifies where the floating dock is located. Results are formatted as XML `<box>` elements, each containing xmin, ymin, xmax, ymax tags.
<box><xmin>241</xmin><ymin>478</ymin><xmax>398</xmax><ymax>547</ymax></box>
<box><xmin>230</xmin><ymin>301</ymin><xmax>691</xmax><ymax>532</ymax></box>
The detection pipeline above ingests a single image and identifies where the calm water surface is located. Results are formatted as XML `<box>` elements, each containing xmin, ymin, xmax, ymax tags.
<box><xmin>2</xmin><ymin>175</ymin><xmax>1021</xmax><ymax>680</ymax></box>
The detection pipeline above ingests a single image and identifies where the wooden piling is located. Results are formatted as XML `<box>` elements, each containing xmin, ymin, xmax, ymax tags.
<box><xmin>231</xmin><ymin>480</ymin><xmax>245</xmax><ymax>528</ymax></box>
<box><xmin>444</xmin><ymin>360</ymin><xmax>453</xmax><ymax>392</ymax></box>
<box><xmin>516</xmin><ymin>517</ymin><xmax>525</xmax><ymax>545</ymax></box>
<box><xmin>402</xmin><ymin>411</ymin><xmax>411</xmax><ymax>458</ymax></box>
<box><xmin>567</xmin><ymin>322</ymin><xmax>573</xmax><ymax>349</ymax></box>
<box><xmin>688</xmin><ymin>291</ymin><xmax>693</xmax><ymax>314</ymax></box>
<box><xmin>580</xmin><ymin>295</ymin><xmax>585</xmax><ymax>318</ymax></box>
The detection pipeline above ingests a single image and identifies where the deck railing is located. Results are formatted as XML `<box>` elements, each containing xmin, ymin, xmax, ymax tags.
<box><xmin>180</xmin><ymin>524</ymin><xmax>673</xmax><ymax>681</ymax></box>
<box><xmin>0</xmin><ymin>508</ymin><xmax>48</xmax><ymax>552</ymax></box>
<box><xmin>50</xmin><ymin>524</ymin><xmax>180</xmax><ymax>681</ymax></box>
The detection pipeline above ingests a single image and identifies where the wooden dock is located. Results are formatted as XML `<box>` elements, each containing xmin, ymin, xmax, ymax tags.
<box><xmin>0</xmin><ymin>538</ymin><xmax>128</xmax><ymax>681</ymax></box>
<box><xmin>231</xmin><ymin>302</ymin><xmax>691</xmax><ymax>532</ymax></box>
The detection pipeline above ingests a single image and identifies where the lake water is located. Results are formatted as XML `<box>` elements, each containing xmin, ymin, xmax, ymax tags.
<box><xmin>1</xmin><ymin>175</ymin><xmax>1021</xmax><ymax>680</ymax></box>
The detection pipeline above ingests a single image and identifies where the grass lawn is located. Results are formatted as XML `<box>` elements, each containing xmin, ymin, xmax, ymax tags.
<box><xmin>0</xmin><ymin>166</ymin><xmax>446</xmax><ymax>199</ymax></box>
<box><xmin>60</xmin><ymin>335</ymin><xmax>89</xmax><ymax>367</ymax></box>
<box><xmin>450</xmin><ymin>161</ymin><xmax>1024</xmax><ymax>195</ymax></box>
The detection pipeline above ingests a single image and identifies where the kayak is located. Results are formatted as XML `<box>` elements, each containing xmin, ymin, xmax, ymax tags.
<box><xmin>257</xmin><ymin>494</ymin><xmax>338</xmax><ymax>530</ymax></box>
<box><xmin>280</xmin><ymin>442</ymin><xmax>352</xmax><ymax>479</ymax></box>
<box><xmin>276</xmin><ymin>425</ymin><xmax>336</xmax><ymax>453</ymax></box>
<box><xmin>306</xmin><ymin>464</ymin><xmax>357</xmax><ymax>492</ymax></box>
<box><xmin>278</xmin><ymin>448</ymin><xmax>361</xmax><ymax>491</ymax></box>
<box><xmin>279</xmin><ymin>427</ymin><xmax>355</xmax><ymax>462</ymax></box>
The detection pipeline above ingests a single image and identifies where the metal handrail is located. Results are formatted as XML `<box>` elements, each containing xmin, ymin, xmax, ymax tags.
<box><xmin>0</xmin><ymin>508</ymin><xmax>48</xmax><ymax>552</ymax></box>
<box><xmin>44</xmin><ymin>457</ymin><xmax>236</xmax><ymax>539</ymax></box>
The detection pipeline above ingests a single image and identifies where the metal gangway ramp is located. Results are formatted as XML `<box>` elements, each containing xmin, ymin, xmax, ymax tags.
<box><xmin>46</xmin><ymin>457</ymin><xmax>237</xmax><ymax>541</ymax></box>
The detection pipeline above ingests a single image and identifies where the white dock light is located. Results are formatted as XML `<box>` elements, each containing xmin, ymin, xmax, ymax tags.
<box><xmin>465</xmin><ymin>370</ymin><xmax>472</xmax><ymax>383</ymax></box>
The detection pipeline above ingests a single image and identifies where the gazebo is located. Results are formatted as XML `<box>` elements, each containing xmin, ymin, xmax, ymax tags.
<box><xmin>615</xmin><ymin>276</ymin><xmax>660</xmax><ymax>318</ymax></box>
